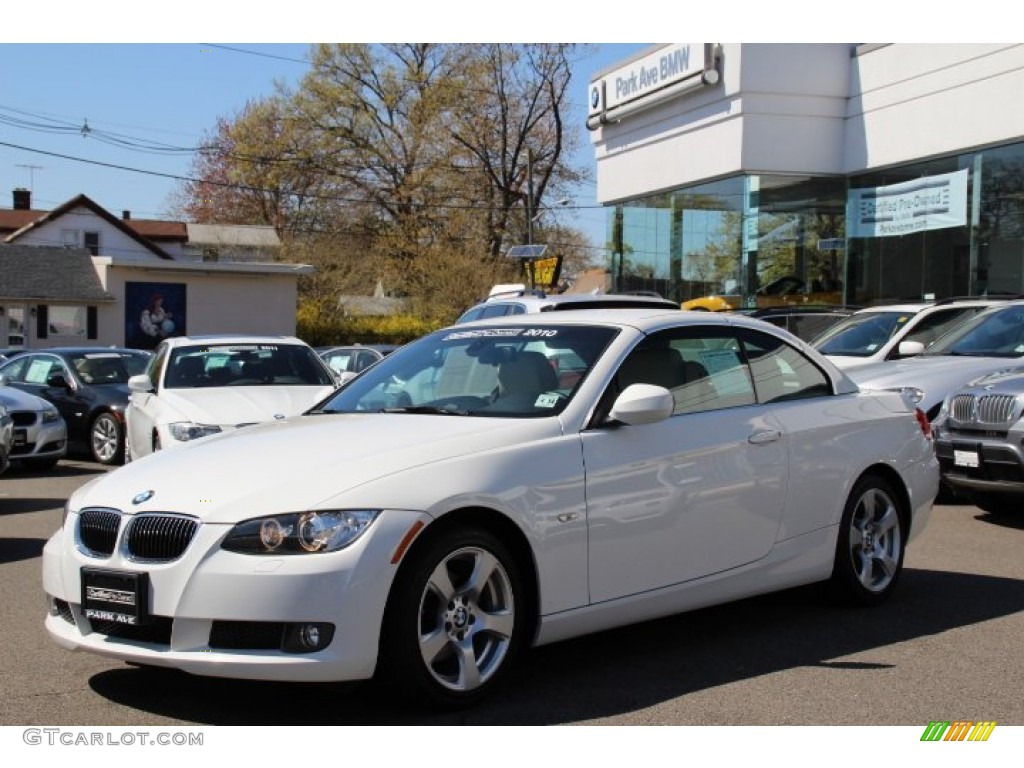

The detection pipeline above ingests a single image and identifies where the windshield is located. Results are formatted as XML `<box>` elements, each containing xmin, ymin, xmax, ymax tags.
<box><xmin>70</xmin><ymin>351</ymin><xmax>150</xmax><ymax>384</ymax></box>
<box><xmin>316</xmin><ymin>325</ymin><xmax>618</xmax><ymax>417</ymax></box>
<box><xmin>924</xmin><ymin>304</ymin><xmax>1024</xmax><ymax>358</ymax></box>
<box><xmin>813</xmin><ymin>311</ymin><xmax>915</xmax><ymax>356</ymax></box>
<box><xmin>165</xmin><ymin>343</ymin><xmax>334</xmax><ymax>388</ymax></box>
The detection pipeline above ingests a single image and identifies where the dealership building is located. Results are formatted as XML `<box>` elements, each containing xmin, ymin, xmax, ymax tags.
<box><xmin>588</xmin><ymin>44</ymin><xmax>1024</xmax><ymax>307</ymax></box>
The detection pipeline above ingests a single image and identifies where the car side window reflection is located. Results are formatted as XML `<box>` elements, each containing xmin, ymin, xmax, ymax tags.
<box><xmin>738</xmin><ymin>328</ymin><xmax>832</xmax><ymax>403</ymax></box>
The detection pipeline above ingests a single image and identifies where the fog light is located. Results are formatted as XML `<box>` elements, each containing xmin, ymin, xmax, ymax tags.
<box><xmin>282</xmin><ymin>622</ymin><xmax>335</xmax><ymax>654</ymax></box>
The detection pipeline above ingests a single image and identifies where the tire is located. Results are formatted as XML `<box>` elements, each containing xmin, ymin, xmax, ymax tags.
<box><xmin>90</xmin><ymin>412</ymin><xmax>125</xmax><ymax>465</ymax></box>
<box><xmin>380</xmin><ymin>527</ymin><xmax>527</xmax><ymax>707</ymax></box>
<box><xmin>22</xmin><ymin>457</ymin><xmax>59</xmax><ymax>471</ymax></box>
<box><xmin>830</xmin><ymin>474</ymin><xmax>906</xmax><ymax>606</ymax></box>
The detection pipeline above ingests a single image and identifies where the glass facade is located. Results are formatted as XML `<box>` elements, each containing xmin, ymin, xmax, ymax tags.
<box><xmin>608</xmin><ymin>140</ymin><xmax>1024</xmax><ymax>308</ymax></box>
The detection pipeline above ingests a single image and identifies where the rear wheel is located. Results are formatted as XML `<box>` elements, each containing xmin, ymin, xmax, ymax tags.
<box><xmin>380</xmin><ymin>527</ymin><xmax>526</xmax><ymax>707</ymax></box>
<box><xmin>831</xmin><ymin>474</ymin><xmax>906</xmax><ymax>605</ymax></box>
<box><xmin>90</xmin><ymin>412</ymin><xmax>124</xmax><ymax>465</ymax></box>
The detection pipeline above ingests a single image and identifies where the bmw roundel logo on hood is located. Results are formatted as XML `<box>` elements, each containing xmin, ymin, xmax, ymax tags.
<box><xmin>132</xmin><ymin>490</ymin><xmax>155</xmax><ymax>505</ymax></box>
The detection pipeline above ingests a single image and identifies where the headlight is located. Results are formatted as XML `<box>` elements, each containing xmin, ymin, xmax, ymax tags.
<box><xmin>168</xmin><ymin>422</ymin><xmax>222</xmax><ymax>442</ymax></box>
<box><xmin>221</xmin><ymin>510</ymin><xmax>380</xmax><ymax>555</ymax></box>
<box><xmin>890</xmin><ymin>386</ymin><xmax>924</xmax><ymax>405</ymax></box>
<box><xmin>41</xmin><ymin>407</ymin><xmax>61</xmax><ymax>423</ymax></box>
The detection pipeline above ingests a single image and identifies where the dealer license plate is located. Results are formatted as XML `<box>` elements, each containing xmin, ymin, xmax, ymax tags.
<box><xmin>953</xmin><ymin>450</ymin><xmax>980</xmax><ymax>468</ymax></box>
<box><xmin>81</xmin><ymin>568</ymin><xmax>148</xmax><ymax>625</ymax></box>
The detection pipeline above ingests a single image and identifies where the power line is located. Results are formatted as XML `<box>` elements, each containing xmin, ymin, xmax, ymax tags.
<box><xmin>200</xmin><ymin>44</ymin><xmax>310</xmax><ymax>65</ymax></box>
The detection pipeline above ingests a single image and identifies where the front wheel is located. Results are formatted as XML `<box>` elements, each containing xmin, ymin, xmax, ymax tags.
<box><xmin>380</xmin><ymin>528</ymin><xmax>527</xmax><ymax>707</ymax></box>
<box><xmin>90</xmin><ymin>412</ymin><xmax>125</xmax><ymax>465</ymax></box>
<box><xmin>830</xmin><ymin>474</ymin><xmax>906</xmax><ymax>606</ymax></box>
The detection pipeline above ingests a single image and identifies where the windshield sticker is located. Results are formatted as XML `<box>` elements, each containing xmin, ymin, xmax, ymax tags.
<box><xmin>535</xmin><ymin>393</ymin><xmax>561</xmax><ymax>408</ymax></box>
<box><xmin>443</xmin><ymin>329</ymin><xmax>526</xmax><ymax>341</ymax></box>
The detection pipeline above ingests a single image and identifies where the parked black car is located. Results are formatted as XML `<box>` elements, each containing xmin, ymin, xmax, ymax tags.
<box><xmin>741</xmin><ymin>305</ymin><xmax>861</xmax><ymax>343</ymax></box>
<box><xmin>0</xmin><ymin>347</ymin><xmax>151</xmax><ymax>465</ymax></box>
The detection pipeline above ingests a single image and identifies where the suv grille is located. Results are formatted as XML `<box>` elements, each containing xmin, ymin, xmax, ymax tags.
<box><xmin>951</xmin><ymin>394</ymin><xmax>1019</xmax><ymax>424</ymax></box>
<box><xmin>11</xmin><ymin>411</ymin><xmax>36</xmax><ymax>427</ymax></box>
<box><xmin>125</xmin><ymin>514</ymin><xmax>199</xmax><ymax>562</ymax></box>
<box><xmin>78</xmin><ymin>509</ymin><xmax>122</xmax><ymax>557</ymax></box>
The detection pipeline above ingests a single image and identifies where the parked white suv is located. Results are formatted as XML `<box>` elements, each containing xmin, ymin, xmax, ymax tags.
<box><xmin>812</xmin><ymin>298</ymin><xmax>1004</xmax><ymax>369</ymax></box>
<box><xmin>125</xmin><ymin>335</ymin><xmax>336</xmax><ymax>459</ymax></box>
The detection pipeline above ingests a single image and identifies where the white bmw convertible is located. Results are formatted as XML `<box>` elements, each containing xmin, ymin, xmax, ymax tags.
<box><xmin>43</xmin><ymin>309</ymin><xmax>938</xmax><ymax>706</ymax></box>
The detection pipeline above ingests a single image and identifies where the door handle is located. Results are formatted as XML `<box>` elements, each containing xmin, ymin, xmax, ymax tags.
<box><xmin>748</xmin><ymin>429</ymin><xmax>782</xmax><ymax>445</ymax></box>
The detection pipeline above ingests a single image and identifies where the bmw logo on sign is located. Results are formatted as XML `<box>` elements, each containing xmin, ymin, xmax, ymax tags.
<box><xmin>132</xmin><ymin>490</ymin><xmax>155</xmax><ymax>505</ymax></box>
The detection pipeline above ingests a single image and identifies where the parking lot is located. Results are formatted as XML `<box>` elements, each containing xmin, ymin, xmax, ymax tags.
<box><xmin>1</xmin><ymin>459</ymin><xmax>1022</xmax><ymax>726</ymax></box>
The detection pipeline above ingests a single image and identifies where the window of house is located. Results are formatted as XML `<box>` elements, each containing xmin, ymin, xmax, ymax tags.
<box><xmin>47</xmin><ymin>306</ymin><xmax>88</xmax><ymax>338</ymax></box>
<box><xmin>61</xmin><ymin>229</ymin><xmax>79</xmax><ymax>248</ymax></box>
<box><xmin>83</xmin><ymin>231</ymin><xmax>100</xmax><ymax>256</ymax></box>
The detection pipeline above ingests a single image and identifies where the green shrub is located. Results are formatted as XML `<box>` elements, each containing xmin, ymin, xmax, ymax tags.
<box><xmin>297</xmin><ymin>306</ymin><xmax>444</xmax><ymax>347</ymax></box>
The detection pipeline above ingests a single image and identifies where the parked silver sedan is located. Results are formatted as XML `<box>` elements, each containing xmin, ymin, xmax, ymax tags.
<box><xmin>0</xmin><ymin>380</ymin><xmax>68</xmax><ymax>470</ymax></box>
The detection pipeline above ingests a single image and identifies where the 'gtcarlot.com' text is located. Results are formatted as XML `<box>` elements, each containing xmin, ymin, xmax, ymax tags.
<box><xmin>23</xmin><ymin>729</ymin><xmax>203</xmax><ymax>747</ymax></box>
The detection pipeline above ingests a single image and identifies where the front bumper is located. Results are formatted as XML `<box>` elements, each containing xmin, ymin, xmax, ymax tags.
<box><xmin>934</xmin><ymin>431</ymin><xmax>1024</xmax><ymax>495</ymax></box>
<box><xmin>42</xmin><ymin>508</ymin><xmax>429</xmax><ymax>682</ymax></box>
<box><xmin>11</xmin><ymin>419</ymin><xmax>67</xmax><ymax>461</ymax></box>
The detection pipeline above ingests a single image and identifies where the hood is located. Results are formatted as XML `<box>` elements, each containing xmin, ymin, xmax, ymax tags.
<box><xmin>956</xmin><ymin>365</ymin><xmax>1024</xmax><ymax>396</ymax></box>
<box><xmin>71</xmin><ymin>413</ymin><xmax>560</xmax><ymax>523</ymax></box>
<box><xmin>0</xmin><ymin>385</ymin><xmax>55</xmax><ymax>411</ymax></box>
<box><xmin>846</xmin><ymin>355</ymin><xmax>1020</xmax><ymax>410</ymax></box>
<box><xmin>157</xmin><ymin>385</ymin><xmax>335</xmax><ymax>427</ymax></box>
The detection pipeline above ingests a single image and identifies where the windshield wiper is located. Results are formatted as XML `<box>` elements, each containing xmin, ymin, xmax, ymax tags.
<box><xmin>381</xmin><ymin>405</ymin><xmax>473</xmax><ymax>416</ymax></box>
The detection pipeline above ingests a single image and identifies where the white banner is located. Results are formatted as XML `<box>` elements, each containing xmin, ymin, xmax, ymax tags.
<box><xmin>848</xmin><ymin>169</ymin><xmax>969</xmax><ymax>238</ymax></box>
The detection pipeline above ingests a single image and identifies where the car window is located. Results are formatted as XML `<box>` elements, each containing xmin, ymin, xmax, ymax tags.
<box><xmin>0</xmin><ymin>356</ymin><xmax>29</xmax><ymax>382</ymax></box>
<box><xmin>323</xmin><ymin>350</ymin><xmax>354</xmax><ymax>373</ymax></box>
<box><xmin>926</xmin><ymin>304</ymin><xmax>1024</xmax><ymax>358</ymax></box>
<box><xmin>148</xmin><ymin>344</ymin><xmax>170</xmax><ymax>389</ymax></box>
<box><xmin>739</xmin><ymin>328</ymin><xmax>832</xmax><ymax>403</ymax></box>
<box><xmin>901</xmin><ymin>307</ymin><xmax>988</xmax><ymax>350</ymax></box>
<box><xmin>25</xmin><ymin>356</ymin><xmax>64</xmax><ymax>385</ymax></box>
<box><xmin>165</xmin><ymin>344</ymin><xmax>334</xmax><ymax>388</ymax></box>
<box><xmin>615</xmin><ymin>327</ymin><xmax>756</xmax><ymax>415</ymax></box>
<box><xmin>814</xmin><ymin>311</ymin><xmax>915</xmax><ymax>356</ymax></box>
<box><xmin>67</xmin><ymin>353</ymin><xmax>140</xmax><ymax>385</ymax></box>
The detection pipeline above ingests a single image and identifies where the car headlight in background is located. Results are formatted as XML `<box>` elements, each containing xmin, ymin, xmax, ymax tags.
<box><xmin>221</xmin><ymin>510</ymin><xmax>380</xmax><ymax>554</ymax></box>
<box><xmin>890</xmin><ymin>386</ymin><xmax>924</xmax><ymax>405</ymax></box>
<box><xmin>168</xmin><ymin>422</ymin><xmax>223</xmax><ymax>442</ymax></box>
<box><xmin>41</xmin><ymin>407</ymin><xmax>62</xmax><ymax>423</ymax></box>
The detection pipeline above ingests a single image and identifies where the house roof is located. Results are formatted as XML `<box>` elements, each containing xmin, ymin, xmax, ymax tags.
<box><xmin>0</xmin><ymin>208</ymin><xmax>46</xmax><ymax>235</ymax></box>
<box><xmin>0</xmin><ymin>244</ymin><xmax>115</xmax><ymax>302</ymax></box>
<box><xmin>125</xmin><ymin>219</ymin><xmax>189</xmax><ymax>241</ymax></box>
<box><xmin>2</xmin><ymin>194</ymin><xmax>174</xmax><ymax>260</ymax></box>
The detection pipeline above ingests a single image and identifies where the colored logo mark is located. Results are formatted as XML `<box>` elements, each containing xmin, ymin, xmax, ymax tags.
<box><xmin>920</xmin><ymin>720</ymin><xmax>996</xmax><ymax>742</ymax></box>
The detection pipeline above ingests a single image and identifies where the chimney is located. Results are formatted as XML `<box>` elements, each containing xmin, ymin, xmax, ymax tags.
<box><xmin>13</xmin><ymin>188</ymin><xmax>31</xmax><ymax>210</ymax></box>
<box><xmin>122</xmin><ymin>210</ymin><xmax>131</xmax><ymax>220</ymax></box>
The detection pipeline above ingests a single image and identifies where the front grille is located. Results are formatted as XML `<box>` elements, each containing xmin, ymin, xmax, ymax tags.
<box><xmin>951</xmin><ymin>393</ymin><xmax>1020</xmax><ymax>425</ymax></box>
<box><xmin>209</xmin><ymin>621</ymin><xmax>286</xmax><ymax>650</ymax></box>
<box><xmin>977</xmin><ymin>394</ymin><xmax>1018</xmax><ymax>424</ymax></box>
<box><xmin>89</xmin><ymin>616</ymin><xmax>173</xmax><ymax>646</ymax></box>
<box><xmin>11</xmin><ymin>411</ymin><xmax>36</xmax><ymax>427</ymax></box>
<box><xmin>78</xmin><ymin>509</ymin><xmax>122</xmax><ymax>557</ymax></box>
<box><xmin>125</xmin><ymin>514</ymin><xmax>199</xmax><ymax>562</ymax></box>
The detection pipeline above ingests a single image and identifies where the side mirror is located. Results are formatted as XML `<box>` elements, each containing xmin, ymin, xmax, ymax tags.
<box><xmin>128</xmin><ymin>374</ymin><xmax>154</xmax><ymax>394</ymax></box>
<box><xmin>608</xmin><ymin>384</ymin><xmax>674</xmax><ymax>426</ymax></box>
<box><xmin>896</xmin><ymin>340</ymin><xmax>926</xmax><ymax>358</ymax></box>
<box><xmin>46</xmin><ymin>373</ymin><xmax>71</xmax><ymax>389</ymax></box>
